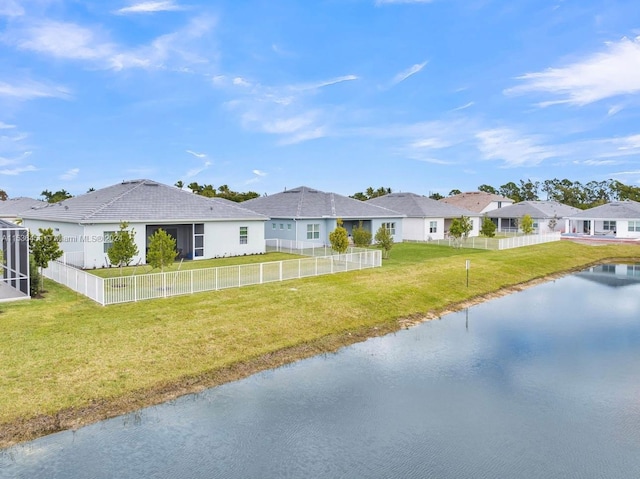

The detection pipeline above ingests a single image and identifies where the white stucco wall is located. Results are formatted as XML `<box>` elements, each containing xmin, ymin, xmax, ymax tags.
<box><xmin>22</xmin><ymin>219</ymin><xmax>85</xmax><ymax>254</ymax></box>
<box><xmin>203</xmin><ymin>220</ymin><xmax>266</xmax><ymax>257</ymax></box>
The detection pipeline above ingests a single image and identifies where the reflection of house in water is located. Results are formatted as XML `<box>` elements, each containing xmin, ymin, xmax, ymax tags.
<box><xmin>575</xmin><ymin>264</ymin><xmax>640</xmax><ymax>288</ymax></box>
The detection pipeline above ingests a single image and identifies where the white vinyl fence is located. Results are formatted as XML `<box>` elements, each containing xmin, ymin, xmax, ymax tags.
<box><xmin>43</xmin><ymin>244</ymin><xmax>381</xmax><ymax>306</ymax></box>
<box><xmin>42</xmin><ymin>260</ymin><xmax>105</xmax><ymax>304</ymax></box>
<box><xmin>423</xmin><ymin>232</ymin><xmax>561</xmax><ymax>250</ymax></box>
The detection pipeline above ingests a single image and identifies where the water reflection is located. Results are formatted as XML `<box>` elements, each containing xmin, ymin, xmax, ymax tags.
<box><xmin>2</xmin><ymin>266</ymin><xmax>640</xmax><ymax>479</ymax></box>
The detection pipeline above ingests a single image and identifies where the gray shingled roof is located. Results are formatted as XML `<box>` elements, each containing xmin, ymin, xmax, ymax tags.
<box><xmin>21</xmin><ymin>180</ymin><xmax>268</xmax><ymax>223</ymax></box>
<box><xmin>367</xmin><ymin>192</ymin><xmax>478</xmax><ymax>217</ymax></box>
<box><xmin>243</xmin><ymin>186</ymin><xmax>404</xmax><ymax>219</ymax></box>
<box><xmin>570</xmin><ymin>200</ymin><xmax>640</xmax><ymax>219</ymax></box>
<box><xmin>0</xmin><ymin>197</ymin><xmax>46</xmax><ymax>217</ymax></box>
<box><xmin>440</xmin><ymin>191</ymin><xmax>513</xmax><ymax>212</ymax></box>
<box><xmin>486</xmin><ymin>201</ymin><xmax>581</xmax><ymax>219</ymax></box>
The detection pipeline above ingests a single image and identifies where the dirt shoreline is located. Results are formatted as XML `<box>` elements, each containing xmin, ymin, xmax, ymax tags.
<box><xmin>0</xmin><ymin>262</ymin><xmax>619</xmax><ymax>449</ymax></box>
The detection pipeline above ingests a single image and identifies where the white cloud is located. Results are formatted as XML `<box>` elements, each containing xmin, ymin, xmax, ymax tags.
<box><xmin>219</xmin><ymin>73</ymin><xmax>358</xmax><ymax>145</ymax></box>
<box><xmin>506</xmin><ymin>36</ymin><xmax>640</xmax><ymax>106</ymax></box>
<box><xmin>252</xmin><ymin>169</ymin><xmax>267</xmax><ymax>177</ymax></box>
<box><xmin>410</xmin><ymin>138</ymin><xmax>451</xmax><ymax>149</ymax></box>
<box><xmin>8</xmin><ymin>17</ymin><xmax>216</xmax><ymax>72</ymax></box>
<box><xmin>278</xmin><ymin>127</ymin><xmax>326</xmax><ymax>145</ymax></box>
<box><xmin>185</xmin><ymin>160</ymin><xmax>212</xmax><ymax>178</ymax></box>
<box><xmin>233</xmin><ymin>77</ymin><xmax>251</xmax><ymax>87</ymax></box>
<box><xmin>391</xmin><ymin>61</ymin><xmax>428</xmax><ymax>85</ymax></box>
<box><xmin>607</xmin><ymin>104</ymin><xmax>624</xmax><ymax>116</ymax></box>
<box><xmin>296</xmin><ymin>75</ymin><xmax>358</xmax><ymax>91</ymax></box>
<box><xmin>0</xmin><ymin>165</ymin><xmax>37</xmax><ymax>176</ymax></box>
<box><xmin>0</xmin><ymin>80</ymin><xmax>70</xmax><ymax>100</ymax></box>
<box><xmin>0</xmin><ymin>122</ymin><xmax>16</xmax><ymax>129</ymax></box>
<box><xmin>15</xmin><ymin>21</ymin><xmax>115</xmax><ymax>61</ymax></box>
<box><xmin>0</xmin><ymin>0</ymin><xmax>24</xmax><ymax>17</ymax></box>
<box><xmin>451</xmin><ymin>101</ymin><xmax>475</xmax><ymax>112</ymax></box>
<box><xmin>475</xmin><ymin>128</ymin><xmax>559</xmax><ymax>167</ymax></box>
<box><xmin>114</xmin><ymin>1</ymin><xmax>185</xmax><ymax>15</ymax></box>
<box><xmin>260</xmin><ymin>113</ymin><xmax>317</xmax><ymax>135</ymax></box>
<box><xmin>186</xmin><ymin>149</ymin><xmax>207</xmax><ymax>158</ymax></box>
<box><xmin>60</xmin><ymin>168</ymin><xmax>80</xmax><ymax>180</ymax></box>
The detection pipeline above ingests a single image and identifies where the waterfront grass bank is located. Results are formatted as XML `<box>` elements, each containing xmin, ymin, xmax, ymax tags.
<box><xmin>1</xmin><ymin>241</ymin><xmax>638</xmax><ymax>447</ymax></box>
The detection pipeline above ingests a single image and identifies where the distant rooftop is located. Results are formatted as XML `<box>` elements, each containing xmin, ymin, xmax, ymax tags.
<box><xmin>21</xmin><ymin>179</ymin><xmax>268</xmax><ymax>223</ymax></box>
<box><xmin>0</xmin><ymin>197</ymin><xmax>46</xmax><ymax>218</ymax></box>
<box><xmin>486</xmin><ymin>201</ymin><xmax>581</xmax><ymax>219</ymax></box>
<box><xmin>367</xmin><ymin>192</ymin><xmax>479</xmax><ymax>217</ymax></box>
<box><xmin>440</xmin><ymin>191</ymin><xmax>514</xmax><ymax>213</ymax></box>
<box><xmin>243</xmin><ymin>186</ymin><xmax>404</xmax><ymax>219</ymax></box>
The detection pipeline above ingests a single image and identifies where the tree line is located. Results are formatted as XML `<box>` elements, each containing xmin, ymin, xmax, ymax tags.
<box><xmin>350</xmin><ymin>179</ymin><xmax>640</xmax><ymax>210</ymax></box>
<box><xmin>4</xmin><ymin>177</ymin><xmax>639</xmax><ymax>210</ymax></box>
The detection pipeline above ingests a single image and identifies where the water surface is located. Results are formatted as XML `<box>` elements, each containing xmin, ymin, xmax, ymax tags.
<box><xmin>2</xmin><ymin>265</ymin><xmax>640</xmax><ymax>478</ymax></box>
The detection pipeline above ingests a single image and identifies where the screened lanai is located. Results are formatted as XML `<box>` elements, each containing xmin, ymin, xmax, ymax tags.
<box><xmin>0</xmin><ymin>220</ymin><xmax>30</xmax><ymax>302</ymax></box>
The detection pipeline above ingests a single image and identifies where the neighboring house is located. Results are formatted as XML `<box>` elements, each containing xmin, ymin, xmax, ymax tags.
<box><xmin>486</xmin><ymin>201</ymin><xmax>581</xmax><ymax>234</ymax></box>
<box><xmin>366</xmin><ymin>192</ymin><xmax>480</xmax><ymax>240</ymax></box>
<box><xmin>243</xmin><ymin>186</ymin><xmax>405</xmax><ymax>244</ymax></box>
<box><xmin>21</xmin><ymin>179</ymin><xmax>269</xmax><ymax>269</ymax></box>
<box><xmin>566</xmin><ymin>200</ymin><xmax>640</xmax><ymax>239</ymax></box>
<box><xmin>440</xmin><ymin>191</ymin><xmax>514</xmax><ymax>214</ymax></box>
<box><xmin>0</xmin><ymin>197</ymin><xmax>45</xmax><ymax>224</ymax></box>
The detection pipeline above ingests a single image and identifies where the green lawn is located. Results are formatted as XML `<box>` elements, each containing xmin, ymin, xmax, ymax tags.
<box><xmin>1</xmin><ymin>241</ymin><xmax>638</xmax><ymax>446</ymax></box>
<box><xmin>90</xmin><ymin>252</ymin><xmax>304</xmax><ymax>278</ymax></box>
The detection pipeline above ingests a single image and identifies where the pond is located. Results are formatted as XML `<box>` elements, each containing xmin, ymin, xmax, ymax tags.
<box><xmin>2</xmin><ymin>264</ymin><xmax>640</xmax><ymax>478</ymax></box>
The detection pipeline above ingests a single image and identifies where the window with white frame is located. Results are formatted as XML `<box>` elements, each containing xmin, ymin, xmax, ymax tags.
<box><xmin>382</xmin><ymin>222</ymin><xmax>396</xmax><ymax>235</ymax></box>
<box><xmin>287</xmin><ymin>223</ymin><xmax>292</xmax><ymax>230</ymax></box>
<box><xmin>272</xmin><ymin>223</ymin><xmax>276</xmax><ymax>230</ymax></box>
<box><xmin>239</xmin><ymin>226</ymin><xmax>248</xmax><ymax>244</ymax></box>
<box><xmin>279</xmin><ymin>223</ymin><xmax>284</xmax><ymax>230</ymax></box>
<box><xmin>307</xmin><ymin>223</ymin><xmax>320</xmax><ymax>239</ymax></box>
<box><xmin>628</xmin><ymin>220</ymin><xmax>640</xmax><ymax>232</ymax></box>
<box><xmin>429</xmin><ymin>221</ymin><xmax>437</xmax><ymax>233</ymax></box>
<box><xmin>603</xmin><ymin>220</ymin><xmax>616</xmax><ymax>231</ymax></box>
<box><xmin>103</xmin><ymin>231</ymin><xmax>115</xmax><ymax>253</ymax></box>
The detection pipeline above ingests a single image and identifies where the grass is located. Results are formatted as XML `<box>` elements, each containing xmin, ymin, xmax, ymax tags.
<box><xmin>90</xmin><ymin>252</ymin><xmax>303</xmax><ymax>278</ymax></box>
<box><xmin>1</xmin><ymin>240</ymin><xmax>639</xmax><ymax>446</ymax></box>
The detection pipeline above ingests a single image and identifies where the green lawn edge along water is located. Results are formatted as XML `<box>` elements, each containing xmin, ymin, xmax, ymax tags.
<box><xmin>1</xmin><ymin>241</ymin><xmax>638</xmax><ymax>447</ymax></box>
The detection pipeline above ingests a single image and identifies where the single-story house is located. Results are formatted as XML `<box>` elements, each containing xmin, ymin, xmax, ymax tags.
<box><xmin>366</xmin><ymin>192</ymin><xmax>481</xmax><ymax>240</ymax></box>
<box><xmin>0</xmin><ymin>197</ymin><xmax>46</xmax><ymax>224</ymax></box>
<box><xmin>440</xmin><ymin>191</ymin><xmax>514</xmax><ymax>213</ymax></box>
<box><xmin>0</xmin><ymin>219</ymin><xmax>30</xmax><ymax>301</ymax></box>
<box><xmin>486</xmin><ymin>201</ymin><xmax>581</xmax><ymax>234</ymax></box>
<box><xmin>243</xmin><ymin>186</ymin><xmax>405</xmax><ymax>244</ymax></box>
<box><xmin>21</xmin><ymin>179</ymin><xmax>269</xmax><ymax>269</ymax></box>
<box><xmin>566</xmin><ymin>200</ymin><xmax>640</xmax><ymax>240</ymax></box>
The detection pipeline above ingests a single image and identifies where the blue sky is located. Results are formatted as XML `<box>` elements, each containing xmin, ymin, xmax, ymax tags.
<box><xmin>1</xmin><ymin>0</ymin><xmax>640</xmax><ymax>199</ymax></box>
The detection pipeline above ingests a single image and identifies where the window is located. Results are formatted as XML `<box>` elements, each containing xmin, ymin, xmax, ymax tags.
<box><xmin>287</xmin><ymin>223</ymin><xmax>292</xmax><ymax>230</ymax></box>
<box><xmin>429</xmin><ymin>221</ymin><xmax>437</xmax><ymax>233</ymax></box>
<box><xmin>239</xmin><ymin>226</ymin><xmax>248</xmax><ymax>244</ymax></box>
<box><xmin>603</xmin><ymin>220</ymin><xmax>616</xmax><ymax>231</ymax></box>
<box><xmin>194</xmin><ymin>223</ymin><xmax>204</xmax><ymax>257</ymax></box>
<box><xmin>628</xmin><ymin>221</ymin><xmax>640</xmax><ymax>232</ymax></box>
<box><xmin>382</xmin><ymin>222</ymin><xmax>396</xmax><ymax>235</ymax></box>
<box><xmin>307</xmin><ymin>223</ymin><xmax>320</xmax><ymax>240</ymax></box>
<box><xmin>497</xmin><ymin>201</ymin><xmax>502</xmax><ymax>208</ymax></box>
<box><xmin>272</xmin><ymin>223</ymin><xmax>276</xmax><ymax>230</ymax></box>
<box><xmin>103</xmin><ymin>231</ymin><xmax>115</xmax><ymax>253</ymax></box>
<box><xmin>628</xmin><ymin>265</ymin><xmax>640</xmax><ymax>277</ymax></box>
<box><xmin>279</xmin><ymin>223</ymin><xmax>284</xmax><ymax>230</ymax></box>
